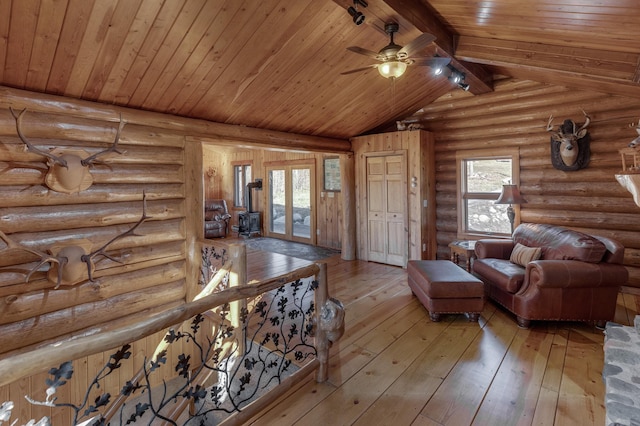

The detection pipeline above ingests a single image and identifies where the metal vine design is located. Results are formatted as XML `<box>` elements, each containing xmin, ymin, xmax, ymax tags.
<box><xmin>1</xmin><ymin>278</ymin><xmax>319</xmax><ymax>425</ymax></box>
<box><xmin>199</xmin><ymin>244</ymin><xmax>227</xmax><ymax>287</ymax></box>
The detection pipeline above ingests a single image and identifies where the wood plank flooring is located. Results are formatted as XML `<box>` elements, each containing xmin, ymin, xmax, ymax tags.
<box><xmin>237</xmin><ymin>253</ymin><xmax>640</xmax><ymax>426</ymax></box>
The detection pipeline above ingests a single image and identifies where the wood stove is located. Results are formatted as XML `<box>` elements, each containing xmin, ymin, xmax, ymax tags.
<box><xmin>237</xmin><ymin>180</ymin><xmax>262</xmax><ymax>237</ymax></box>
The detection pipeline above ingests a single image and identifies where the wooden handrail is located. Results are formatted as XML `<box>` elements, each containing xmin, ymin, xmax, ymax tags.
<box><xmin>0</xmin><ymin>261</ymin><xmax>320</xmax><ymax>387</ymax></box>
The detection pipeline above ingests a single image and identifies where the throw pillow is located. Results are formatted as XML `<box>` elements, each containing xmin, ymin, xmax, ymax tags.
<box><xmin>510</xmin><ymin>243</ymin><xmax>542</xmax><ymax>267</ymax></box>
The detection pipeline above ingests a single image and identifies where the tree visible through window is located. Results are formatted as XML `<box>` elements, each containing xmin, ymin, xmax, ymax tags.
<box><xmin>456</xmin><ymin>150</ymin><xmax>520</xmax><ymax>238</ymax></box>
<box><xmin>233</xmin><ymin>163</ymin><xmax>251</xmax><ymax>208</ymax></box>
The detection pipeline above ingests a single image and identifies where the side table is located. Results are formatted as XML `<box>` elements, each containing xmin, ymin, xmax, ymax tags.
<box><xmin>448</xmin><ymin>240</ymin><xmax>477</xmax><ymax>272</ymax></box>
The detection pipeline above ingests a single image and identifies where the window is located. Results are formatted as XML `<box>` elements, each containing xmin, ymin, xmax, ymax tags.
<box><xmin>233</xmin><ymin>163</ymin><xmax>252</xmax><ymax>208</ymax></box>
<box><xmin>456</xmin><ymin>149</ymin><xmax>520</xmax><ymax>238</ymax></box>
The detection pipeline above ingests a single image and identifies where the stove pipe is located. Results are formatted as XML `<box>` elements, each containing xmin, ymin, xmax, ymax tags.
<box><xmin>245</xmin><ymin>180</ymin><xmax>262</xmax><ymax>213</ymax></box>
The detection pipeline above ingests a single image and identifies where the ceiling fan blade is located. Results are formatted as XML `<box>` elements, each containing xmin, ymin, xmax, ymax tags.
<box><xmin>398</xmin><ymin>33</ymin><xmax>436</xmax><ymax>58</ymax></box>
<box><xmin>340</xmin><ymin>64</ymin><xmax>378</xmax><ymax>75</ymax></box>
<box><xmin>412</xmin><ymin>57</ymin><xmax>451</xmax><ymax>68</ymax></box>
<box><xmin>346</xmin><ymin>46</ymin><xmax>382</xmax><ymax>60</ymax></box>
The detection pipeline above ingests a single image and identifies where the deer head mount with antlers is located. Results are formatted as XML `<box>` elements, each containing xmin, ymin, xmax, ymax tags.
<box><xmin>546</xmin><ymin>110</ymin><xmax>591</xmax><ymax>171</ymax></box>
<box><xmin>10</xmin><ymin>107</ymin><xmax>126</xmax><ymax>194</ymax></box>
<box><xmin>0</xmin><ymin>193</ymin><xmax>150</xmax><ymax>288</ymax></box>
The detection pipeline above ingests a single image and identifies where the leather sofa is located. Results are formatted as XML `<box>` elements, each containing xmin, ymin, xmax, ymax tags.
<box><xmin>204</xmin><ymin>199</ymin><xmax>231</xmax><ymax>238</ymax></box>
<box><xmin>472</xmin><ymin>223</ymin><xmax>628</xmax><ymax>328</ymax></box>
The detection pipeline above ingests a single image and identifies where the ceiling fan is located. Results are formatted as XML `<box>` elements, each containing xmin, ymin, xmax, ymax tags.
<box><xmin>341</xmin><ymin>22</ymin><xmax>451</xmax><ymax>79</ymax></box>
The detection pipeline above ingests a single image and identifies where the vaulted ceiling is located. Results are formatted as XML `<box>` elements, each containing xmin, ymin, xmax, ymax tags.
<box><xmin>1</xmin><ymin>0</ymin><xmax>639</xmax><ymax>140</ymax></box>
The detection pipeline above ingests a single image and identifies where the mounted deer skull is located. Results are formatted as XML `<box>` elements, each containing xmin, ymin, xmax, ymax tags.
<box><xmin>10</xmin><ymin>107</ymin><xmax>125</xmax><ymax>194</ymax></box>
<box><xmin>546</xmin><ymin>110</ymin><xmax>591</xmax><ymax>171</ymax></box>
<box><xmin>0</xmin><ymin>193</ymin><xmax>150</xmax><ymax>288</ymax></box>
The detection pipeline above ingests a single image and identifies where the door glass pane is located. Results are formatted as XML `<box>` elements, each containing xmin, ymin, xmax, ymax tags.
<box><xmin>292</xmin><ymin>168</ymin><xmax>311</xmax><ymax>238</ymax></box>
<box><xmin>269</xmin><ymin>169</ymin><xmax>285</xmax><ymax>234</ymax></box>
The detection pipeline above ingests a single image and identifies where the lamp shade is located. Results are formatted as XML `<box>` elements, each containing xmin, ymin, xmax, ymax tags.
<box><xmin>495</xmin><ymin>184</ymin><xmax>527</xmax><ymax>205</ymax></box>
<box><xmin>378</xmin><ymin>61</ymin><xmax>407</xmax><ymax>79</ymax></box>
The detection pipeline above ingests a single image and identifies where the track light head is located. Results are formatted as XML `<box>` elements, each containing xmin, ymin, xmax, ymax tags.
<box><xmin>449</xmin><ymin>72</ymin><xmax>463</xmax><ymax>84</ymax></box>
<box><xmin>347</xmin><ymin>6</ymin><xmax>365</xmax><ymax>25</ymax></box>
<box><xmin>458</xmin><ymin>82</ymin><xmax>470</xmax><ymax>91</ymax></box>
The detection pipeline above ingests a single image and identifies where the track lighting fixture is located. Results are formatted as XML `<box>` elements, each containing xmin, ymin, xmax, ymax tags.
<box><xmin>347</xmin><ymin>0</ymin><xmax>367</xmax><ymax>26</ymax></box>
<box><xmin>441</xmin><ymin>64</ymin><xmax>469</xmax><ymax>91</ymax></box>
<box><xmin>448</xmin><ymin>70</ymin><xmax>464</xmax><ymax>84</ymax></box>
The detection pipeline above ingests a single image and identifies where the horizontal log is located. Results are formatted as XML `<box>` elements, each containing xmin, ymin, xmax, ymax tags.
<box><xmin>0</xmin><ymin>183</ymin><xmax>184</xmax><ymax>207</ymax></box>
<box><xmin>0</xmin><ymin>86</ymin><xmax>351</xmax><ymax>153</ymax></box>
<box><xmin>0</xmin><ymin>162</ymin><xmax>185</xmax><ymax>186</ymax></box>
<box><xmin>0</xmin><ymin>261</ymin><xmax>320</xmax><ymax>386</ymax></box>
<box><xmin>524</xmin><ymin>195</ymin><xmax>637</xmax><ymax>213</ymax></box>
<box><xmin>416</xmin><ymin>81</ymin><xmax>567</xmax><ymax>120</ymax></box>
<box><xmin>0</xmin><ymin>112</ymin><xmax>186</xmax><ymax>150</ymax></box>
<box><xmin>521</xmin><ymin>166</ymin><xmax>622</xmax><ymax>183</ymax></box>
<box><xmin>0</xmin><ymin>279</ymin><xmax>186</xmax><ymax>353</ymax></box>
<box><xmin>0</xmin><ymin>261</ymin><xmax>186</xmax><ymax>325</ymax></box>
<box><xmin>0</xmin><ymin>199</ymin><xmax>184</xmax><ymax>233</ymax></box>
<box><xmin>0</xmin><ymin>138</ymin><xmax>184</xmax><ymax>164</ymax></box>
<box><xmin>623</xmin><ymin>248</ymin><xmax>640</xmax><ymax>267</ymax></box>
<box><xmin>626</xmin><ymin>269</ymin><xmax>640</xmax><ymax>288</ymax></box>
<box><xmin>521</xmin><ymin>181</ymin><xmax>627</xmax><ymax>197</ymax></box>
<box><xmin>521</xmin><ymin>209</ymin><xmax>640</xmax><ymax>232</ymax></box>
<box><xmin>0</xmin><ymin>221</ymin><xmax>184</xmax><ymax>271</ymax></box>
<box><xmin>0</xmin><ymin>245</ymin><xmax>185</xmax><ymax>297</ymax></box>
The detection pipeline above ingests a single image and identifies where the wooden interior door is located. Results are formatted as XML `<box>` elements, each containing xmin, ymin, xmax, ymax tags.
<box><xmin>366</xmin><ymin>154</ymin><xmax>406</xmax><ymax>266</ymax></box>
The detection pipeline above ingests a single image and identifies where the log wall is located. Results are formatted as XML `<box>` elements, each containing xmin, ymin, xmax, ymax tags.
<box><xmin>0</xmin><ymin>86</ymin><xmax>349</xmax><ymax>422</ymax></box>
<box><xmin>416</xmin><ymin>79</ymin><xmax>640</xmax><ymax>289</ymax></box>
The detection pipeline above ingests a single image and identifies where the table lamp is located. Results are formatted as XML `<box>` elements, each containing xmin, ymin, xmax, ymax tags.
<box><xmin>495</xmin><ymin>184</ymin><xmax>527</xmax><ymax>234</ymax></box>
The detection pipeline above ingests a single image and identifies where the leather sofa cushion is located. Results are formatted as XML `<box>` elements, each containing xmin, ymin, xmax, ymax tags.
<box><xmin>513</xmin><ymin>223</ymin><xmax>606</xmax><ymax>263</ymax></box>
<box><xmin>473</xmin><ymin>258</ymin><xmax>525</xmax><ymax>294</ymax></box>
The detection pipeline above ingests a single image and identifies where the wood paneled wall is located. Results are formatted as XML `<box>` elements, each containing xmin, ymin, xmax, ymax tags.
<box><xmin>202</xmin><ymin>144</ymin><xmax>344</xmax><ymax>250</ymax></box>
<box><xmin>351</xmin><ymin>130</ymin><xmax>436</xmax><ymax>263</ymax></box>
<box><xmin>416</xmin><ymin>79</ymin><xmax>640</xmax><ymax>289</ymax></box>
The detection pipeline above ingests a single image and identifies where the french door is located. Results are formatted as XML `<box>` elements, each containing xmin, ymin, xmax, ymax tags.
<box><xmin>265</xmin><ymin>162</ymin><xmax>315</xmax><ymax>244</ymax></box>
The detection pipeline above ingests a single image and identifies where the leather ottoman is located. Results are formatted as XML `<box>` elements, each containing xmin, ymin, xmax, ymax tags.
<box><xmin>407</xmin><ymin>260</ymin><xmax>485</xmax><ymax>322</ymax></box>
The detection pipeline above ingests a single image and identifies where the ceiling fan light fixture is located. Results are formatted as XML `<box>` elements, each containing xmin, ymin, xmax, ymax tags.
<box><xmin>378</xmin><ymin>61</ymin><xmax>407</xmax><ymax>79</ymax></box>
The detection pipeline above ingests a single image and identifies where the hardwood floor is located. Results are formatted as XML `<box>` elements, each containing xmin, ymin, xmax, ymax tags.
<box><xmin>244</xmin><ymin>254</ymin><xmax>640</xmax><ymax>426</ymax></box>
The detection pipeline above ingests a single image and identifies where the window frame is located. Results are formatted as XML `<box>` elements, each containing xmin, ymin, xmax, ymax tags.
<box><xmin>455</xmin><ymin>148</ymin><xmax>521</xmax><ymax>240</ymax></box>
<box><xmin>232</xmin><ymin>161</ymin><xmax>252</xmax><ymax>209</ymax></box>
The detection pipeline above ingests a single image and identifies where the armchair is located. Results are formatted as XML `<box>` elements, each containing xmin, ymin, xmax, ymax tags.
<box><xmin>472</xmin><ymin>223</ymin><xmax>628</xmax><ymax>328</ymax></box>
<box><xmin>204</xmin><ymin>199</ymin><xmax>231</xmax><ymax>238</ymax></box>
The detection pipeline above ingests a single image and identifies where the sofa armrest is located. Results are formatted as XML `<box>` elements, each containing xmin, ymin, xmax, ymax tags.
<box><xmin>475</xmin><ymin>239</ymin><xmax>515</xmax><ymax>260</ymax></box>
<box><xmin>523</xmin><ymin>260</ymin><xmax>628</xmax><ymax>290</ymax></box>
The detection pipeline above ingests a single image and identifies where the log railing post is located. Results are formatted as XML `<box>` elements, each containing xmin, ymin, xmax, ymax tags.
<box><xmin>315</xmin><ymin>262</ymin><xmax>329</xmax><ymax>382</ymax></box>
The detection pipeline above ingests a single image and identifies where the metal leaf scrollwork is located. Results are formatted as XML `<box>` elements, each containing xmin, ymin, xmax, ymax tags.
<box><xmin>7</xmin><ymin>278</ymin><xmax>319</xmax><ymax>425</ymax></box>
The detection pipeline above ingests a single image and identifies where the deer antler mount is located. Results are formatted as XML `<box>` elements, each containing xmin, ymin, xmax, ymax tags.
<box><xmin>0</xmin><ymin>193</ymin><xmax>150</xmax><ymax>288</ymax></box>
<box><xmin>546</xmin><ymin>110</ymin><xmax>591</xmax><ymax>171</ymax></box>
<box><xmin>10</xmin><ymin>107</ymin><xmax>126</xmax><ymax>194</ymax></box>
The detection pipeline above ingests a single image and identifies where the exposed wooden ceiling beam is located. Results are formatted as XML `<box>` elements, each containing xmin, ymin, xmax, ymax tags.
<box><xmin>454</xmin><ymin>35</ymin><xmax>640</xmax><ymax>100</ymax></box>
<box><xmin>331</xmin><ymin>0</ymin><xmax>494</xmax><ymax>95</ymax></box>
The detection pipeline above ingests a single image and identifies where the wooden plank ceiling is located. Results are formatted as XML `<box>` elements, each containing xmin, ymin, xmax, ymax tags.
<box><xmin>0</xmin><ymin>0</ymin><xmax>638</xmax><ymax>140</ymax></box>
